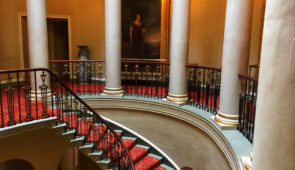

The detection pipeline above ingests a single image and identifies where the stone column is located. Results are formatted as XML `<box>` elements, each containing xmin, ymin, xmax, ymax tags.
<box><xmin>214</xmin><ymin>0</ymin><xmax>253</xmax><ymax>126</ymax></box>
<box><xmin>26</xmin><ymin>0</ymin><xmax>50</xmax><ymax>94</ymax></box>
<box><xmin>252</xmin><ymin>0</ymin><xmax>295</xmax><ymax>169</ymax></box>
<box><xmin>103</xmin><ymin>0</ymin><xmax>123</xmax><ymax>96</ymax></box>
<box><xmin>166</xmin><ymin>0</ymin><xmax>190</xmax><ymax>104</ymax></box>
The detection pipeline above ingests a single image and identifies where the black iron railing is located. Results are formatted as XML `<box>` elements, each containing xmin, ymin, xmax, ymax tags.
<box><xmin>186</xmin><ymin>64</ymin><xmax>221</xmax><ymax>114</ymax></box>
<box><xmin>50</xmin><ymin>60</ymin><xmax>106</xmax><ymax>96</ymax></box>
<box><xmin>238</xmin><ymin>74</ymin><xmax>258</xmax><ymax>143</ymax></box>
<box><xmin>50</xmin><ymin>60</ymin><xmax>221</xmax><ymax>114</ymax></box>
<box><xmin>0</xmin><ymin>68</ymin><xmax>134</xmax><ymax>170</ymax></box>
<box><xmin>121</xmin><ymin>60</ymin><xmax>170</xmax><ymax>98</ymax></box>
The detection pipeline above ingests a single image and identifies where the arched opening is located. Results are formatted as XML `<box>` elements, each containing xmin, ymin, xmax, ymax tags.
<box><xmin>0</xmin><ymin>159</ymin><xmax>35</xmax><ymax>170</ymax></box>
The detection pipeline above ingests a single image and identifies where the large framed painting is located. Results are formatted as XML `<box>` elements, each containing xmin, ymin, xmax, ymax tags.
<box><xmin>122</xmin><ymin>0</ymin><xmax>170</xmax><ymax>61</ymax></box>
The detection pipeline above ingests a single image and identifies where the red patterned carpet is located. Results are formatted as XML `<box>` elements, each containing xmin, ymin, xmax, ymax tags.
<box><xmin>0</xmin><ymin>87</ymin><xmax>171</xmax><ymax>170</ymax></box>
<box><xmin>65</xmin><ymin>81</ymin><xmax>219</xmax><ymax>108</ymax></box>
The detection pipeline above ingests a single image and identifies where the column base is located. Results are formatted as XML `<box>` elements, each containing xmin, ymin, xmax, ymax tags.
<box><xmin>210</xmin><ymin>111</ymin><xmax>238</xmax><ymax>130</ymax></box>
<box><xmin>241</xmin><ymin>153</ymin><xmax>252</xmax><ymax>170</ymax></box>
<box><xmin>102</xmin><ymin>87</ymin><xmax>124</xmax><ymax>98</ymax></box>
<box><xmin>163</xmin><ymin>93</ymin><xmax>188</xmax><ymax>106</ymax></box>
<box><xmin>209</xmin><ymin>116</ymin><xmax>237</xmax><ymax>130</ymax></box>
<box><xmin>31</xmin><ymin>90</ymin><xmax>53</xmax><ymax>100</ymax></box>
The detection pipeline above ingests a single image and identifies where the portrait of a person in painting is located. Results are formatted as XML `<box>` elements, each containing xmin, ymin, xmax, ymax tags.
<box><xmin>130</xmin><ymin>13</ymin><xmax>146</xmax><ymax>58</ymax></box>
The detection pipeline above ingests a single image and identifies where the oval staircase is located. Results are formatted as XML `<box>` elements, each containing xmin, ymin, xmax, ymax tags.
<box><xmin>0</xmin><ymin>68</ymin><xmax>177</xmax><ymax>170</ymax></box>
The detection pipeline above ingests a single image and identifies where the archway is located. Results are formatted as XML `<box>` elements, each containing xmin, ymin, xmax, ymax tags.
<box><xmin>0</xmin><ymin>159</ymin><xmax>35</xmax><ymax>170</ymax></box>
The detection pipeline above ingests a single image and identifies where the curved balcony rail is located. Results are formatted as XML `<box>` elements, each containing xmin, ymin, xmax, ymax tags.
<box><xmin>0</xmin><ymin>68</ymin><xmax>134</xmax><ymax>170</ymax></box>
<box><xmin>50</xmin><ymin>60</ymin><xmax>221</xmax><ymax>114</ymax></box>
<box><xmin>238</xmin><ymin>74</ymin><xmax>258</xmax><ymax>143</ymax></box>
<box><xmin>49</xmin><ymin>60</ymin><xmax>258</xmax><ymax>143</ymax></box>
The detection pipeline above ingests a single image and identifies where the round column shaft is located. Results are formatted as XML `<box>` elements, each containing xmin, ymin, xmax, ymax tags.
<box><xmin>103</xmin><ymin>0</ymin><xmax>123</xmax><ymax>95</ymax></box>
<box><xmin>252</xmin><ymin>0</ymin><xmax>295</xmax><ymax>169</ymax></box>
<box><xmin>166</xmin><ymin>0</ymin><xmax>191</xmax><ymax>103</ymax></box>
<box><xmin>215</xmin><ymin>0</ymin><xmax>253</xmax><ymax>125</ymax></box>
<box><xmin>26</xmin><ymin>0</ymin><xmax>50</xmax><ymax>92</ymax></box>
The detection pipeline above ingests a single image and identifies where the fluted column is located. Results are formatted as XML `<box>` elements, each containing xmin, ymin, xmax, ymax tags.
<box><xmin>103</xmin><ymin>0</ymin><xmax>123</xmax><ymax>95</ymax></box>
<box><xmin>252</xmin><ymin>0</ymin><xmax>295</xmax><ymax>169</ymax></box>
<box><xmin>215</xmin><ymin>0</ymin><xmax>253</xmax><ymax>126</ymax></box>
<box><xmin>26</xmin><ymin>0</ymin><xmax>49</xmax><ymax>90</ymax></box>
<box><xmin>166</xmin><ymin>0</ymin><xmax>191</xmax><ymax>103</ymax></box>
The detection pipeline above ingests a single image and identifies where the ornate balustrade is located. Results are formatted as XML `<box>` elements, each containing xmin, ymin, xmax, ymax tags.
<box><xmin>186</xmin><ymin>65</ymin><xmax>221</xmax><ymax>114</ymax></box>
<box><xmin>49</xmin><ymin>60</ymin><xmax>258</xmax><ymax>143</ymax></box>
<box><xmin>50</xmin><ymin>60</ymin><xmax>222</xmax><ymax>114</ymax></box>
<box><xmin>0</xmin><ymin>68</ymin><xmax>134</xmax><ymax>169</ymax></box>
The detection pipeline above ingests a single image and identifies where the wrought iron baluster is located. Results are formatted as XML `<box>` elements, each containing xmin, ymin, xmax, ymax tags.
<box><xmin>133</xmin><ymin>64</ymin><xmax>139</xmax><ymax>96</ymax></box>
<box><xmin>154</xmin><ymin>66</ymin><xmax>161</xmax><ymax>99</ymax></box>
<box><xmin>52</xmin><ymin>63</ymin><xmax>58</xmax><ymax>76</ymax></box>
<box><xmin>144</xmin><ymin>65</ymin><xmax>150</xmax><ymax>97</ymax></box>
<box><xmin>238</xmin><ymin>79</ymin><xmax>245</xmax><ymax>131</ymax></box>
<box><xmin>5</xmin><ymin>74</ymin><xmax>16</xmax><ymax>126</ymax></box>
<box><xmin>187</xmin><ymin>68</ymin><xmax>194</xmax><ymax>105</ymax></box>
<box><xmin>204</xmin><ymin>71</ymin><xmax>212</xmax><ymax>111</ymax></box>
<box><xmin>196</xmin><ymin>70</ymin><xmax>202</xmax><ymax>108</ymax></box>
<box><xmin>16</xmin><ymin>72</ymin><xmax>22</xmax><ymax>123</ymax></box>
<box><xmin>76</xmin><ymin>63</ymin><xmax>81</xmax><ymax>95</ymax></box>
<box><xmin>213</xmin><ymin>72</ymin><xmax>221</xmax><ymax>114</ymax></box>
<box><xmin>39</xmin><ymin>71</ymin><xmax>49</xmax><ymax>118</ymax></box>
<box><xmin>164</xmin><ymin>66</ymin><xmax>169</xmax><ymax>98</ymax></box>
<box><xmin>53</xmin><ymin>82</ymin><xmax>62</xmax><ymax>121</ymax></box>
<box><xmin>98</xmin><ymin>63</ymin><xmax>103</xmax><ymax>94</ymax></box>
<box><xmin>123</xmin><ymin>64</ymin><xmax>129</xmax><ymax>95</ymax></box>
<box><xmin>23</xmin><ymin>73</ymin><xmax>33</xmax><ymax>121</ymax></box>
<box><xmin>63</xmin><ymin>63</ymin><xmax>70</xmax><ymax>81</ymax></box>
<box><xmin>87</xmin><ymin>63</ymin><xmax>92</xmax><ymax>95</ymax></box>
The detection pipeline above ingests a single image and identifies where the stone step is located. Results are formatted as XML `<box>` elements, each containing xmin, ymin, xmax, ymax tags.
<box><xmin>70</xmin><ymin>136</ymin><xmax>85</xmax><ymax>146</ymax></box>
<box><xmin>52</xmin><ymin>122</ymin><xmax>67</xmax><ymax>134</ymax></box>
<box><xmin>88</xmin><ymin>150</ymin><xmax>103</xmax><ymax>161</ymax></box>
<box><xmin>96</xmin><ymin>158</ymin><xmax>111</xmax><ymax>169</ymax></box>
<box><xmin>61</xmin><ymin>129</ymin><xmax>76</xmax><ymax>140</ymax></box>
<box><xmin>135</xmin><ymin>153</ymin><xmax>162</xmax><ymax>170</ymax></box>
<box><xmin>121</xmin><ymin>136</ymin><xmax>137</xmax><ymax>150</ymax></box>
<box><xmin>79</xmin><ymin>143</ymin><xmax>94</xmax><ymax>155</ymax></box>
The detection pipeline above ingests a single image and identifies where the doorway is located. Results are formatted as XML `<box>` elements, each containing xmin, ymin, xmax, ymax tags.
<box><xmin>21</xmin><ymin>16</ymin><xmax>70</xmax><ymax>68</ymax></box>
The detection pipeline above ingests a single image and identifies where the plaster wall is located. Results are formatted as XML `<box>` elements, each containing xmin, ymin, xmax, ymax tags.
<box><xmin>0</xmin><ymin>127</ymin><xmax>72</xmax><ymax>170</ymax></box>
<box><xmin>94</xmin><ymin>108</ymin><xmax>231</xmax><ymax>170</ymax></box>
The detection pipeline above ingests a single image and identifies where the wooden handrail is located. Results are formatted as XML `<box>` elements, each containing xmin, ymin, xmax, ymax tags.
<box><xmin>239</xmin><ymin>73</ymin><xmax>258</xmax><ymax>82</ymax></box>
<box><xmin>49</xmin><ymin>60</ymin><xmax>222</xmax><ymax>71</ymax></box>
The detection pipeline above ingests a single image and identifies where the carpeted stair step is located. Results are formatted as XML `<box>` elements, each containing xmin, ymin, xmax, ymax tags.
<box><xmin>122</xmin><ymin>136</ymin><xmax>137</xmax><ymax>150</ymax></box>
<box><xmin>115</xmin><ymin>129</ymin><xmax>123</xmax><ymax>137</ymax></box>
<box><xmin>87</xmin><ymin>123</ymin><xmax>107</xmax><ymax>143</ymax></box>
<box><xmin>70</xmin><ymin>135</ymin><xmax>85</xmax><ymax>146</ymax></box>
<box><xmin>135</xmin><ymin>153</ymin><xmax>162</xmax><ymax>170</ymax></box>
<box><xmin>79</xmin><ymin>143</ymin><xmax>94</xmax><ymax>155</ymax></box>
<box><xmin>76</xmin><ymin>117</ymin><xmax>93</xmax><ymax>136</ymax></box>
<box><xmin>88</xmin><ymin>150</ymin><xmax>103</xmax><ymax>161</ymax></box>
<box><xmin>96</xmin><ymin>158</ymin><xmax>111</xmax><ymax>169</ymax></box>
<box><xmin>129</xmin><ymin>144</ymin><xmax>150</xmax><ymax>163</ymax></box>
<box><xmin>154</xmin><ymin>164</ymin><xmax>175</xmax><ymax>170</ymax></box>
<box><xmin>52</xmin><ymin>122</ymin><xmax>67</xmax><ymax>134</ymax></box>
<box><xmin>61</xmin><ymin>128</ymin><xmax>76</xmax><ymax>140</ymax></box>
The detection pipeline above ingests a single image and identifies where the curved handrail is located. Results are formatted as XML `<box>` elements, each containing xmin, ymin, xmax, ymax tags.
<box><xmin>238</xmin><ymin>73</ymin><xmax>258</xmax><ymax>82</ymax></box>
<box><xmin>49</xmin><ymin>60</ymin><xmax>105</xmax><ymax>63</ymax></box>
<box><xmin>0</xmin><ymin>68</ymin><xmax>135</xmax><ymax>170</ymax></box>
